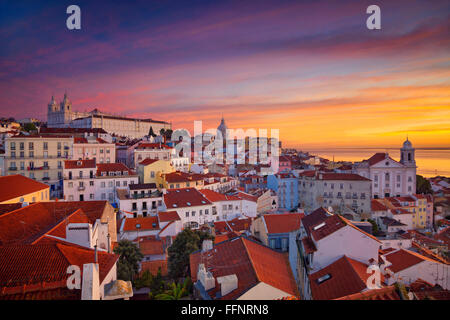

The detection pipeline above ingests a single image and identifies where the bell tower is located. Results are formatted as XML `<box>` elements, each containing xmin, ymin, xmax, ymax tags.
<box><xmin>400</xmin><ymin>137</ymin><xmax>416</xmax><ymax>167</ymax></box>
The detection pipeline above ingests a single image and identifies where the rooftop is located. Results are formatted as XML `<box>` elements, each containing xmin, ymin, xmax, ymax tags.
<box><xmin>190</xmin><ymin>236</ymin><xmax>298</xmax><ymax>300</ymax></box>
<box><xmin>0</xmin><ymin>175</ymin><xmax>49</xmax><ymax>203</ymax></box>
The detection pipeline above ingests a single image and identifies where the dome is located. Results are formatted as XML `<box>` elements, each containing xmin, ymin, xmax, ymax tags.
<box><xmin>402</xmin><ymin>137</ymin><xmax>412</xmax><ymax>149</ymax></box>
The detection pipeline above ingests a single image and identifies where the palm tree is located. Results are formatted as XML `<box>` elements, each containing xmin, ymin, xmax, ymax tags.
<box><xmin>154</xmin><ymin>278</ymin><xmax>191</xmax><ymax>300</ymax></box>
<box><xmin>113</xmin><ymin>240</ymin><xmax>143</xmax><ymax>281</ymax></box>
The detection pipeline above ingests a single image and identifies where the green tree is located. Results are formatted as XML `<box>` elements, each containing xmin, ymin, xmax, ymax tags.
<box><xmin>367</xmin><ymin>219</ymin><xmax>379</xmax><ymax>235</ymax></box>
<box><xmin>23</xmin><ymin>122</ymin><xmax>37</xmax><ymax>132</ymax></box>
<box><xmin>416</xmin><ymin>175</ymin><xmax>432</xmax><ymax>194</ymax></box>
<box><xmin>167</xmin><ymin>229</ymin><xmax>214</xmax><ymax>279</ymax></box>
<box><xmin>114</xmin><ymin>240</ymin><xmax>143</xmax><ymax>281</ymax></box>
<box><xmin>154</xmin><ymin>277</ymin><xmax>191</xmax><ymax>300</ymax></box>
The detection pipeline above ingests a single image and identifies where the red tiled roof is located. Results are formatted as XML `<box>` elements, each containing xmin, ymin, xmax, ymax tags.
<box><xmin>0</xmin><ymin>175</ymin><xmax>49</xmax><ymax>203</ymax></box>
<box><xmin>335</xmin><ymin>286</ymin><xmax>400</xmax><ymax>300</ymax></box>
<box><xmin>96</xmin><ymin>163</ymin><xmax>134</xmax><ymax>176</ymax></box>
<box><xmin>226</xmin><ymin>217</ymin><xmax>252</xmax><ymax>232</ymax></box>
<box><xmin>64</xmin><ymin>159</ymin><xmax>96</xmax><ymax>169</ymax></box>
<box><xmin>0</xmin><ymin>203</ymin><xmax>22</xmax><ymax>216</ymax></box>
<box><xmin>74</xmin><ymin>137</ymin><xmax>88</xmax><ymax>144</ymax></box>
<box><xmin>309</xmin><ymin>256</ymin><xmax>372</xmax><ymax>300</ymax></box>
<box><xmin>199</xmin><ymin>189</ymin><xmax>240</xmax><ymax>202</ymax></box>
<box><xmin>157</xmin><ymin>211</ymin><xmax>180</xmax><ymax>223</ymax></box>
<box><xmin>163</xmin><ymin>172</ymin><xmax>203</xmax><ymax>183</ymax></box>
<box><xmin>139</xmin><ymin>158</ymin><xmax>160</xmax><ymax>166</ymax></box>
<box><xmin>138</xmin><ymin>239</ymin><xmax>165</xmax><ymax>255</ymax></box>
<box><xmin>383</xmin><ymin>249</ymin><xmax>441</xmax><ymax>273</ymax></box>
<box><xmin>190</xmin><ymin>237</ymin><xmax>298</xmax><ymax>300</ymax></box>
<box><xmin>140</xmin><ymin>260</ymin><xmax>168</xmax><ymax>277</ymax></box>
<box><xmin>409</xmin><ymin>278</ymin><xmax>450</xmax><ymax>300</ymax></box>
<box><xmin>0</xmin><ymin>202</ymin><xmax>108</xmax><ymax>246</ymax></box>
<box><xmin>371</xmin><ymin>199</ymin><xmax>388</xmax><ymax>211</ymax></box>
<box><xmin>263</xmin><ymin>213</ymin><xmax>304</xmax><ymax>234</ymax></box>
<box><xmin>164</xmin><ymin>188</ymin><xmax>212</xmax><ymax>209</ymax></box>
<box><xmin>0</xmin><ymin>242</ymin><xmax>118</xmax><ymax>297</ymax></box>
<box><xmin>123</xmin><ymin>216</ymin><xmax>159</xmax><ymax>232</ymax></box>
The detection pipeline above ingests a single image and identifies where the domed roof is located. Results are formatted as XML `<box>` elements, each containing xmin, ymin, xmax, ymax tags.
<box><xmin>402</xmin><ymin>137</ymin><xmax>412</xmax><ymax>149</ymax></box>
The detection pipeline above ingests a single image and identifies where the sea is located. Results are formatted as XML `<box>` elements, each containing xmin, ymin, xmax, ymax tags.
<box><xmin>304</xmin><ymin>148</ymin><xmax>450</xmax><ymax>178</ymax></box>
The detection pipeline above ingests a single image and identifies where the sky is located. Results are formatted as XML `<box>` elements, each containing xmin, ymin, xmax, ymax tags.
<box><xmin>0</xmin><ymin>0</ymin><xmax>449</xmax><ymax>149</ymax></box>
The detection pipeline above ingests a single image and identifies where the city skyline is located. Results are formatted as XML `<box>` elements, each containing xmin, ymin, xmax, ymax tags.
<box><xmin>1</xmin><ymin>0</ymin><xmax>449</xmax><ymax>149</ymax></box>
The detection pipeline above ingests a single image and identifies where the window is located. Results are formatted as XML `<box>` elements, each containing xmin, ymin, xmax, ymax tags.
<box><xmin>10</xmin><ymin>142</ymin><xmax>15</xmax><ymax>150</ymax></box>
<box><xmin>19</xmin><ymin>142</ymin><xmax>24</xmax><ymax>150</ymax></box>
<box><xmin>116</xmin><ymin>181</ymin><xmax>120</xmax><ymax>187</ymax></box>
<box><xmin>101</xmin><ymin>182</ymin><xmax>105</xmax><ymax>188</ymax></box>
<box><xmin>90</xmin><ymin>194</ymin><xmax>94</xmax><ymax>200</ymax></box>
<box><xmin>89</xmin><ymin>181</ymin><xmax>94</xmax><ymax>186</ymax></box>
<box><xmin>123</xmin><ymin>181</ymin><xmax>127</xmax><ymax>186</ymax></box>
<box><xmin>185</xmin><ymin>212</ymin><xmax>189</xmax><ymax>217</ymax></box>
<box><xmin>68</xmin><ymin>182</ymin><xmax>73</xmax><ymax>188</ymax></box>
<box><xmin>101</xmin><ymin>193</ymin><xmax>106</xmax><ymax>200</ymax></box>
<box><xmin>43</xmin><ymin>142</ymin><xmax>48</xmax><ymax>150</ymax></box>
<box><xmin>205</xmin><ymin>209</ymin><xmax>209</xmax><ymax>215</ymax></box>
<box><xmin>269</xmin><ymin>239</ymin><xmax>276</xmax><ymax>249</ymax></box>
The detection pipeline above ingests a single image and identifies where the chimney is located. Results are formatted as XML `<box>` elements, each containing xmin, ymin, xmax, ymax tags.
<box><xmin>94</xmin><ymin>241</ymin><xmax>98</xmax><ymax>263</ymax></box>
<box><xmin>217</xmin><ymin>274</ymin><xmax>238</xmax><ymax>297</ymax></box>
<box><xmin>81</xmin><ymin>263</ymin><xmax>100</xmax><ymax>300</ymax></box>
<box><xmin>197</xmin><ymin>263</ymin><xmax>215</xmax><ymax>291</ymax></box>
<box><xmin>202</xmin><ymin>240</ymin><xmax>213</xmax><ymax>252</ymax></box>
<box><xmin>107</xmin><ymin>233</ymin><xmax>111</xmax><ymax>253</ymax></box>
<box><xmin>319</xmin><ymin>173</ymin><xmax>323</xmax><ymax>180</ymax></box>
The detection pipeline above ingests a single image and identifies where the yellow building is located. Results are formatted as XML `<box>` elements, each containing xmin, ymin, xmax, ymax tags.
<box><xmin>4</xmin><ymin>135</ymin><xmax>73</xmax><ymax>198</ymax></box>
<box><xmin>137</xmin><ymin>158</ymin><xmax>175</xmax><ymax>187</ymax></box>
<box><xmin>0</xmin><ymin>174</ymin><xmax>50</xmax><ymax>204</ymax></box>
<box><xmin>160</xmin><ymin>171</ymin><xmax>205</xmax><ymax>190</ymax></box>
<box><xmin>383</xmin><ymin>195</ymin><xmax>428</xmax><ymax>229</ymax></box>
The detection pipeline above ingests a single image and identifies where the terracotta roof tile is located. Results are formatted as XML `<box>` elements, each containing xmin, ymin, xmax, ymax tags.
<box><xmin>164</xmin><ymin>188</ymin><xmax>212</xmax><ymax>209</ymax></box>
<box><xmin>309</xmin><ymin>256</ymin><xmax>372</xmax><ymax>300</ymax></box>
<box><xmin>64</xmin><ymin>159</ymin><xmax>96</xmax><ymax>169</ymax></box>
<box><xmin>0</xmin><ymin>242</ymin><xmax>118</xmax><ymax>297</ymax></box>
<box><xmin>190</xmin><ymin>237</ymin><xmax>298</xmax><ymax>300</ymax></box>
<box><xmin>263</xmin><ymin>213</ymin><xmax>304</xmax><ymax>234</ymax></box>
<box><xmin>123</xmin><ymin>216</ymin><xmax>159</xmax><ymax>232</ymax></box>
<box><xmin>157</xmin><ymin>211</ymin><xmax>180</xmax><ymax>223</ymax></box>
<box><xmin>0</xmin><ymin>175</ymin><xmax>49</xmax><ymax>203</ymax></box>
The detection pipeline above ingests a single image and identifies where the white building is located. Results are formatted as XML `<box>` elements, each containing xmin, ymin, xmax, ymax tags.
<box><xmin>116</xmin><ymin>183</ymin><xmax>164</xmax><ymax>217</ymax></box>
<box><xmin>63</xmin><ymin>160</ymin><xmax>138</xmax><ymax>203</ymax></box>
<box><xmin>298</xmin><ymin>171</ymin><xmax>372</xmax><ymax>218</ymax></box>
<box><xmin>133</xmin><ymin>142</ymin><xmax>175</xmax><ymax>168</ymax></box>
<box><xmin>381</xmin><ymin>248</ymin><xmax>449</xmax><ymax>290</ymax></box>
<box><xmin>296</xmin><ymin>207</ymin><xmax>381</xmax><ymax>299</ymax></box>
<box><xmin>163</xmin><ymin>188</ymin><xmax>216</xmax><ymax>229</ymax></box>
<box><xmin>354</xmin><ymin>139</ymin><xmax>417</xmax><ymax>198</ymax></box>
<box><xmin>72</xmin><ymin>136</ymin><xmax>116</xmax><ymax>163</ymax></box>
<box><xmin>47</xmin><ymin>93</ymin><xmax>171</xmax><ymax>138</ymax></box>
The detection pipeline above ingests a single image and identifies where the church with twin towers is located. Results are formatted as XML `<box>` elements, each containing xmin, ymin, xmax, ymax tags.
<box><xmin>47</xmin><ymin>93</ymin><xmax>171</xmax><ymax>139</ymax></box>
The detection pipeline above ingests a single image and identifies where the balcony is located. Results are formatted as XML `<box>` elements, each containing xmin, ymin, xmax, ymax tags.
<box><xmin>8</xmin><ymin>167</ymin><xmax>17</xmax><ymax>171</ymax></box>
<box><xmin>78</xmin><ymin>186</ymin><xmax>85</xmax><ymax>191</ymax></box>
<box><xmin>42</xmin><ymin>177</ymin><xmax>50</xmax><ymax>181</ymax></box>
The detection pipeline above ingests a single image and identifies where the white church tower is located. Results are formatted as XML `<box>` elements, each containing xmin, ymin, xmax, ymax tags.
<box><xmin>400</xmin><ymin>137</ymin><xmax>416</xmax><ymax>167</ymax></box>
